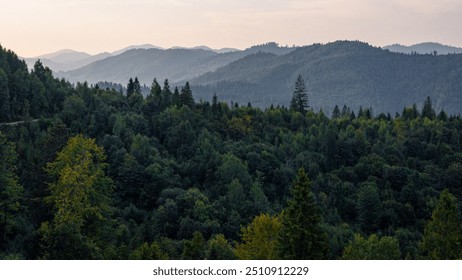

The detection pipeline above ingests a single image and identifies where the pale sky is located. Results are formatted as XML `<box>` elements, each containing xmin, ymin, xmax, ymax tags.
<box><xmin>1</xmin><ymin>0</ymin><xmax>462</xmax><ymax>57</ymax></box>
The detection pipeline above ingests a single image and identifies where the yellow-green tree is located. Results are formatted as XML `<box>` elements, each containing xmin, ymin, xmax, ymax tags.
<box><xmin>206</xmin><ymin>234</ymin><xmax>235</xmax><ymax>260</ymax></box>
<box><xmin>235</xmin><ymin>213</ymin><xmax>281</xmax><ymax>260</ymax></box>
<box><xmin>420</xmin><ymin>190</ymin><xmax>462</xmax><ymax>259</ymax></box>
<box><xmin>40</xmin><ymin>135</ymin><xmax>113</xmax><ymax>259</ymax></box>
<box><xmin>129</xmin><ymin>242</ymin><xmax>168</xmax><ymax>260</ymax></box>
<box><xmin>342</xmin><ymin>234</ymin><xmax>401</xmax><ymax>260</ymax></box>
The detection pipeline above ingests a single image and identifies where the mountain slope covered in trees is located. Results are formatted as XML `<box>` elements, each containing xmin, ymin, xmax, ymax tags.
<box><xmin>2</xmin><ymin>45</ymin><xmax>462</xmax><ymax>260</ymax></box>
<box><xmin>57</xmin><ymin>41</ymin><xmax>462</xmax><ymax>115</ymax></box>
<box><xmin>191</xmin><ymin>41</ymin><xmax>462</xmax><ymax>114</ymax></box>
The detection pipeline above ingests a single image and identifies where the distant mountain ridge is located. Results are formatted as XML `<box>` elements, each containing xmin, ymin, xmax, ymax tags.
<box><xmin>23</xmin><ymin>44</ymin><xmax>161</xmax><ymax>72</ymax></box>
<box><xmin>58</xmin><ymin>42</ymin><xmax>295</xmax><ymax>85</ymax></box>
<box><xmin>383</xmin><ymin>42</ymin><xmax>462</xmax><ymax>55</ymax></box>
<box><xmin>190</xmin><ymin>41</ymin><xmax>462</xmax><ymax>114</ymax></box>
<box><xmin>21</xmin><ymin>41</ymin><xmax>462</xmax><ymax>115</ymax></box>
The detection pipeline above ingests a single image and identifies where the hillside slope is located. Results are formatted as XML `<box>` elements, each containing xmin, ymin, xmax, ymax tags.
<box><xmin>191</xmin><ymin>41</ymin><xmax>462</xmax><ymax>114</ymax></box>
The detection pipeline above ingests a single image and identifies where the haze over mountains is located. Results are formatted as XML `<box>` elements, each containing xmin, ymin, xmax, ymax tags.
<box><xmin>383</xmin><ymin>42</ymin><xmax>462</xmax><ymax>55</ymax></box>
<box><xmin>23</xmin><ymin>41</ymin><xmax>462</xmax><ymax>114</ymax></box>
<box><xmin>56</xmin><ymin>42</ymin><xmax>294</xmax><ymax>85</ymax></box>
<box><xmin>22</xmin><ymin>44</ymin><xmax>161</xmax><ymax>72</ymax></box>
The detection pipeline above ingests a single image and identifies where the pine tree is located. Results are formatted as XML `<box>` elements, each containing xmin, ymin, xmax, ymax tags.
<box><xmin>150</xmin><ymin>78</ymin><xmax>161</xmax><ymax>98</ymax></box>
<box><xmin>145</xmin><ymin>78</ymin><xmax>161</xmax><ymax>113</ymax></box>
<box><xmin>133</xmin><ymin>77</ymin><xmax>141</xmax><ymax>95</ymax></box>
<box><xmin>277</xmin><ymin>168</ymin><xmax>329</xmax><ymax>259</ymax></box>
<box><xmin>172</xmin><ymin>86</ymin><xmax>180</xmax><ymax>106</ymax></box>
<box><xmin>179</xmin><ymin>82</ymin><xmax>194</xmax><ymax>108</ymax></box>
<box><xmin>161</xmin><ymin>79</ymin><xmax>172</xmax><ymax>107</ymax></box>
<box><xmin>332</xmin><ymin>105</ymin><xmax>341</xmax><ymax>119</ymax></box>
<box><xmin>290</xmin><ymin>75</ymin><xmax>308</xmax><ymax>114</ymax></box>
<box><xmin>126</xmin><ymin>78</ymin><xmax>135</xmax><ymax>97</ymax></box>
<box><xmin>422</xmin><ymin>96</ymin><xmax>436</xmax><ymax>119</ymax></box>
<box><xmin>420</xmin><ymin>190</ymin><xmax>462</xmax><ymax>259</ymax></box>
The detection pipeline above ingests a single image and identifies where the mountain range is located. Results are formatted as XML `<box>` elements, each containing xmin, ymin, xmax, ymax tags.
<box><xmin>55</xmin><ymin>42</ymin><xmax>294</xmax><ymax>85</ymax></box>
<box><xmin>22</xmin><ymin>44</ymin><xmax>163</xmax><ymax>72</ymax></box>
<box><xmin>23</xmin><ymin>41</ymin><xmax>462</xmax><ymax>114</ymax></box>
<box><xmin>383</xmin><ymin>42</ymin><xmax>462</xmax><ymax>55</ymax></box>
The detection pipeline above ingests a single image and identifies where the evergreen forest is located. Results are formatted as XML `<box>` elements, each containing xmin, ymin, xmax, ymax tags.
<box><xmin>1</xmin><ymin>45</ymin><xmax>462</xmax><ymax>260</ymax></box>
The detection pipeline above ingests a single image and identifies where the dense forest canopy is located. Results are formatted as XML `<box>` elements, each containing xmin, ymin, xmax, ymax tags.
<box><xmin>1</xmin><ymin>44</ymin><xmax>462</xmax><ymax>260</ymax></box>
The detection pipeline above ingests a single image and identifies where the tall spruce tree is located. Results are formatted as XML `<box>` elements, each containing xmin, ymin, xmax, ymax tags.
<box><xmin>420</xmin><ymin>189</ymin><xmax>462</xmax><ymax>259</ymax></box>
<box><xmin>133</xmin><ymin>77</ymin><xmax>141</xmax><ymax>95</ymax></box>
<box><xmin>172</xmin><ymin>86</ymin><xmax>180</xmax><ymax>106</ymax></box>
<box><xmin>422</xmin><ymin>96</ymin><xmax>436</xmax><ymax>120</ymax></box>
<box><xmin>161</xmin><ymin>79</ymin><xmax>172</xmax><ymax>108</ymax></box>
<box><xmin>126</xmin><ymin>78</ymin><xmax>135</xmax><ymax>97</ymax></box>
<box><xmin>290</xmin><ymin>75</ymin><xmax>308</xmax><ymax>114</ymax></box>
<box><xmin>277</xmin><ymin>168</ymin><xmax>329</xmax><ymax>259</ymax></box>
<box><xmin>180</xmin><ymin>82</ymin><xmax>194</xmax><ymax>108</ymax></box>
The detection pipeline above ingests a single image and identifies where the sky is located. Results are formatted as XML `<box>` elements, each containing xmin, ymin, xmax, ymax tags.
<box><xmin>1</xmin><ymin>0</ymin><xmax>462</xmax><ymax>57</ymax></box>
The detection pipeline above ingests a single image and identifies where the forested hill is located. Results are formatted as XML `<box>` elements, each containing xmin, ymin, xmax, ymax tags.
<box><xmin>191</xmin><ymin>41</ymin><xmax>462</xmax><ymax>114</ymax></box>
<box><xmin>1</xmin><ymin>45</ymin><xmax>462</xmax><ymax>260</ymax></box>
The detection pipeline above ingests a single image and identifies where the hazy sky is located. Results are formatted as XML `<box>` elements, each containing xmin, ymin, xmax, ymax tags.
<box><xmin>2</xmin><ymin>0</ymin><xmax>461</xmax><ymax>57</ymax></box>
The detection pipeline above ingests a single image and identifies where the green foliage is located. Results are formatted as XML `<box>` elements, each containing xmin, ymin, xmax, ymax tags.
<box><xmin>2</xmin><ymin>45</ymin><xmax>462</xmax><ymax>260</ymax></box>
<box><xmin>182</xmin><ymin>231</ymin><xmax>206</xmax><ymax>260</ymax></box>
<box><xmin>206</xmin><ymin>234</ymin><xmax>234</xmax><ymax>260</ymax></box>
<box><xmin>0</xmin><ymin>132</ymin><xmax>24</xmax><ymax>253</ymax></box>
<box><xmin>235</xmin><ymin>214</ymin><xmax>281</xmax><ymax>260</ymax></box>
<box><xmin>356</xmin><ymin>182</ymin><xmax>382</xmax><ymax>234</ymax></box>
<box><xmin>420</xmin><ymin>190</ymin><xmax>462</xmax><ymax>259</ymax></box>
<box><xmin>342</xmin><ymin>234</ymin><xmax>401</xmax><ymax>260</ymax></box>
<box><xmin>40</xmin><ymin>135</ymin><xmax>113</xmax><ymax>259</ymax></box>
<box><xmin>130</xmin><ymin>242</ymin><xmax>168</xmax><ymax>260</ymax></box>
<box><xmin>277</xmin><ymin>169</ymin><xmax>329</xmax><ymax>259</ymax></box>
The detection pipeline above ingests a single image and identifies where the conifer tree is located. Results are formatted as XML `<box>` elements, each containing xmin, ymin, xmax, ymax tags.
<box><xmin>422</xmin><ymin>96</ymin><xmax>436</xmax><ymax>120</ymax></box>
<box><xmin>161</xmin><ymin>79</ymin><xmax>172</xmax><ymax>107</ymax></box>
<box><xmin>277</xmin><ymin>168</ymin><xmax>329</xmax><ymax>259</ymax></box>
<box><xmin>150</xmin><ymin>78</ymin><xmax>161</xmax><ymax>98</ymax></box>
<box><xmin>179</xmin><ymin>82</ymin><xmax>194</xmax><ymax>108</ymax></box>
<box><xmin>290</xmin><ymin>75</ymin><xmax>308</xmax><ymax>114</ymax></box>
<box><xmin>133</xmin><ymin>77</ymin><xmax>141</xmax><ymax>95</ymax></box>
<box><xmin>420</xmin><ymin>190</ymin><xmax>462</xmax><ymax>259</ymax></box>
<box><xmin>126</xmin><ymin>78</ymin><xmax>135</xmax><ymax>97</ymax></box>
<box><xmin>332</xmin><ymin>105</ymin><xmax>341</xmax><ymax>119</ymax></box>
<box><xmin>172</xmin><ymin>86</ymin><xmax>180</xmax><ymax>106</ymax></box>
